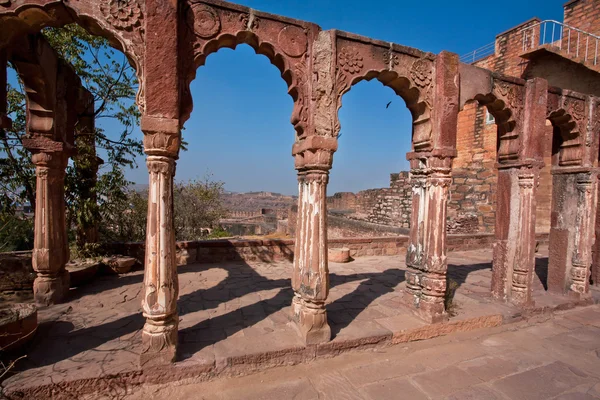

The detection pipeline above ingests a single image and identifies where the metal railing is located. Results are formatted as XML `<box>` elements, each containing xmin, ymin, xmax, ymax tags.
<box><xmin>460</xmin><ymin>42</ymin><xmax>495</xmax><ymax>64</ymax></box>
<box><xmin>521</xmin><ymin>20</ymin><xmax>600</xmax><ymax>66</ymax></box>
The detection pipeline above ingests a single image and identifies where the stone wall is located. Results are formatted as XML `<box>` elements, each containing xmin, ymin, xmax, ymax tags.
<box><xmin>327</xmin><ymin>172</ymin><xmax>412</xmax><ymax>229</ymax></box>
<box><xmin>112</xmin><ymin>233</ymin><xmax>550</xmax><ymax>266</ymax></box>
<box><xmin>0</xmin><ymin>251</ymin><xmax>34</xmax><ymax>292</ymax></box>
<box><xmin>449</xmin><ymin>102</ymin><xmax>498</xmax><ymax>234</ymax></box>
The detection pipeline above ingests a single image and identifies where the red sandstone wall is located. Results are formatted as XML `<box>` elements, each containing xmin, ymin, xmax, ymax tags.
<box><xmin>564</xmin><ymin>0</ymin><xmax>600</xmax><ymax>37</ymax></box>
<box><xmin>449</xmin><ymin>102</ymin><xmax>498</xmax><ymax>233</ymax></box>
<box><xmin>475</xmin><ymin>19</ymin><xmax>540</xmax><ymax>77</ymax></box>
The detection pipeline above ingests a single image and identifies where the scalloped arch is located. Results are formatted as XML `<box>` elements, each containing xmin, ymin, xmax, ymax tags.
<box><xmin>181</xmin><ymin>31</ymin><xmax>305</xmax><ymax>136</ymax></box>
<box><xmin>336</xmin><ymin>68</ymin><xmax>430</xmax><ymax>148</ymax></box>
<box><xmin>0</xmin><ymin>1</ymin><xmax>145</xmax><ymax>110</ymax></box>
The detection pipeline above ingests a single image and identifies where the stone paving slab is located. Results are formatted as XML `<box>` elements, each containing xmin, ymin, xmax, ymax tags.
<box><xmin>2</xmin><ymin>246</ymin><xmax>599</xmax><ymax>398</ymax></box>
<box><xmin>121</xmin><ymin>304</ymin><xmax>600</xmax><ymax>400</ymax></box>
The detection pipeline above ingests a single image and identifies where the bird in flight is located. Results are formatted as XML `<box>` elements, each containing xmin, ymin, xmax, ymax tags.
<box><xmin>386</xmin><ymin>101</ymin><xmax>392</xmax><ymax>109</ymax></box>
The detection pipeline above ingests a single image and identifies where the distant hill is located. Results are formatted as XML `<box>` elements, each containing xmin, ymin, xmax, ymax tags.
<box><xmin>127</xmin><ymin>185</ymin><xmax>296</xmax><ymax>212</ymax></box>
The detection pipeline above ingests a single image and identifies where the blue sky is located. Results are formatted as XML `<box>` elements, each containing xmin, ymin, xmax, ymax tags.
<box><xmin>10</xmin><ymin>0</ymin><xmax>566</xmax><ymax>195</ymax></box>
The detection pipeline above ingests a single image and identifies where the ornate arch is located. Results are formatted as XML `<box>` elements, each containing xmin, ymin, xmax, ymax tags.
<box><xmin>470</xmin><ymin>80</ymin><xmax>524</xmax><ymax>164</ymax></box>
<box><xmin>333</xmin><ymin>33</ymin><xmax>434</xmax><ymax>151</ymax></box>
<box><xmin>0</xmin><ymin>0</ymin><xmax>146</xmax><ymax>111</ymax></box>
<box><xmin>180</xmin><ymin>0</ymin><xmax>316</xmax><ymax>138</ymax></box>
<box><xmin>546</xmin><ymin>92</ymin><xmax>589</xmax><ymax>167</ymax></box>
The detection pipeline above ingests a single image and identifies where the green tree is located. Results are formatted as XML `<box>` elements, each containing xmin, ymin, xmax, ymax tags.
<box><xmin>1</xmin><ymin>24</ymin><xmax>143</xmax><ymax>250</ymax></box>
<box><xmin>174</xmin><ymin>177</ymin><xmax>228</xmax><ymax>241</ymax></box>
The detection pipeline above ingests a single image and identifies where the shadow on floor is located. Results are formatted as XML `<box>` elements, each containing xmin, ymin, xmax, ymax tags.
<box><xmin>11</xmin><ymin>255</ymin><xmax>522</xmax><ymax>372</ymax></box>
<box><xmin>535</xmin><ymin>257</ymin><xmax>549</xmax><ymax>291</ymax></box>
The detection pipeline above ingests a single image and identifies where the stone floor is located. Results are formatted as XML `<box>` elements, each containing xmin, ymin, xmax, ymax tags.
<box><xmin>124</xmin><ymin>304</ymin><xmax>600</xmax><ymax>400</ymax></box>
<box><xmin>2</xmin><ymin>245</ymin><xmax>599</xmax><ymax>398</ymax></box>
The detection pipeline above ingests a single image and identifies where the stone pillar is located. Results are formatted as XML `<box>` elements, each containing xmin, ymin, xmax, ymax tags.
<box><xmin>291</xmin><ymin>137</ymin><xmax>337</xmax><ymax>345</ymax></box>
<box><xmin>592</xmin><ymin>178</ymin><xmax>600</xmax><ymax>286</ymax></box>
<box><xmin>404</xmin><ymin>158</ymin><xmax>427</xmax><ymax>310</ymax></box>
<box><xmin>140</xmin><ymin>117</ymin><xmax>181</xmax><ymax>367</ymax></box>
<box><xmin>491</xmin><ymin>78</ymin><xmax>547</xmax><ymax>306</ymax></box>
<box><xmin>421</xmin><ymin>156</ymin><xmax>453</xmax><ymax>322</ymax></box>
<box><xmin>548</xmin><ymin>169</ymin><xmax>598</xmax><ymax>298</ymax></box>
<box><xmin>31</xmin><ymin>152</ymin><xmax>70</xmax><ymax>306</ymax></box>
<box><xmin>404</xmin><ymin>154</ymin><xmax>453</xmax><ymax>323</ymax></box>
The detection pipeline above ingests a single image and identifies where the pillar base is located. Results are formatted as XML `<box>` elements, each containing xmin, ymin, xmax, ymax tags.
<box><xmin>415</xmin><ymin>298</ymin><xmax>448</xmax><ymax>324</ymax></box>
<box><xmin>140</xmin><ymin>318</ymin><xmax>178</xmax><ymax>367</ymax></box>
<box><xmin>292</xmin><ymin>296</ymin><xmax>331</xmax><ymax>345</ymax></box>
<box><xmin>33</xmin><ymin>270</ymin><xmax>70</xmax><ymax>306</ymax></box>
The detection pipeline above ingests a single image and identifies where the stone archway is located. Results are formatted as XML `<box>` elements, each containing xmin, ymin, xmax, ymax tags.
<box><xmin>460</xmin><ymin>63</ymin><xmax>549</xmax><ymax>307</ymax></box>
<box><xmin>546</xmin><ymin>92</ymin><xmax>600</xmax><ymax>298</ymax></box>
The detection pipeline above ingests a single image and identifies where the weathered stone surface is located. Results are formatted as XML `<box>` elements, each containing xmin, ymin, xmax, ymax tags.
<box><xmin>101</xmin><ymin>256</ymin><xmax>137</xmax><ymax>275</ymax></box>
<box><xmin>0</xmin><ymin>251</ymin><xmax>34</xmax><ymax>291</ymax></box>
<box><xmin>0</xmin><ymin>303</ymin><xmax>37</xmax><ymax>352</ymax></box>
<box><xmin>66</xmin><ymin>260</ymin><xmax>100</xmax><ymax>287</ymax></box>
<box><xmin>328</xmin><ymin>248</ymin><xmax>351</xmax><ymax>263</ymax></box>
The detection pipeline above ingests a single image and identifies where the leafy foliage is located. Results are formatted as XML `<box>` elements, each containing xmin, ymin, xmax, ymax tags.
<box><xmin>1</xmin><ymin>24</ymin><xmax>143</xmax><ymax>251</ymax></box>
<box><xmin>174</xmin><ymin>177</ymin><xmax>228</xmax><ymax>241</ymax></box>
<box><xmin>101</xmin><ymin>177</ymin><xmax>229</xmax><ymax>243</ymax></box>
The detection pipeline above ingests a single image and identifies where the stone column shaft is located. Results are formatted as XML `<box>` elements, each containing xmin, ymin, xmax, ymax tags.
<box><xmin>292</xmin><ymin>169</ymin><xmax>331</xmax><ymax>345</ymax></box>
<box><xmin>491</xmin><ymin>166</ymin><xmax>540</xmax><ymax>305</ymax></box>
<box><xmin>404</xmin><ymin>159</ymin><xmax>427</xmax><ymax>309</ymax></box>
<box><xmin>31</xmin><ymin>152</ymin><xmax>70</xmax><ymax>306</ymax></box>
<box><xmin>404</xmin><ymin>154</ymin><xmax>453</xmax><ymax>323</ymax></box>
<box><xmin>549</xmin><ymin>170</ymin><xmax>598</xmax><ymax>297</ymax></box>
<box><xmin>420</xmin><ymin>162</ymin><xmax>452</xmax><ymax>322</ymax></box>
<box><xmin>511</xmin><ymin>171</ymin><xmax>538</xmax><ymax>306</ymax></box>
<box><xmin>140</xmin><ymin>117</ymin><xmax>181</xmax><ymax>367</ymax></box>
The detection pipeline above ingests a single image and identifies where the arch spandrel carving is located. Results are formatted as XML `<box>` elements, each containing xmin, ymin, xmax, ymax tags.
<box><xmin>547</xmin><ymin>93</ymin><xmax>598</xmax><ymax>169</ymax></box>
<box><xmin>333</xmin><ymin>33</ymin><xmax>435</xmax><ymax>151</ymax></box>
<box><xmin>180</xmin><ymin>0</ymin><xmax>318</xmax><ymax>138</ymax></box>
<box><xmin>463</xmin><ymin>78</ymin><xmax>525</xmax><ymax>165</ymax></box>
<box><xmin>0</xmin><ymin>0</ymin><xmax>146</xmax><ymax>112</ymax></box>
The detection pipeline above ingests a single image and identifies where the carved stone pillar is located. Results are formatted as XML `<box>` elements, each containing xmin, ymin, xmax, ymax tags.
<box><xmin>31</xmin><ymin>152</ymin><xmax>70</xmax><ymax>306</ymax></box>
<box><xmin>420</xmin><ymin>155</ymin><xmax>453</xmax><ymax>322</ymax></box>
<box><xmin>491</xmin><ymin>164</ymin><xmax>541</xmax><ymax>306</ymax></box>
<box><xmin>511</xmin><ymin>169</ymin><xmax>538</xmax><ymax>306</ymax></box>
<box><xmin>404</xmin><ymin>158</ymin><xmax>427</xmax><ymax>311</ymax></box>
<box><xmin>140</xmin><ymin>117</ymin><xmax>181</xmax><ymax>367</ymax></box>
<box><xmin>592</xmin><ymin>177</ymin><xmax>600</xmax><ymax>286</ymax></box>
<box><xmin>404</xmin><ymin>154</ymin><xmax>453</xmax><ymax>323</ymax></box>
<box><xmin>291</xmin><ymin>136</ymin><xmax>337</xmax><ymax>345</ymax></box>
<box><xmin>548</xmin><ymin>169</ymin><xmax>598</xmax><ymax>298</ymax></box>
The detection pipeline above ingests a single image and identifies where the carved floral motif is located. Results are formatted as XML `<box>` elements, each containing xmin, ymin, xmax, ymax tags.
<box><xmin>100</xmin><ymin>0</ymin><xmax>143</xmax><ymax>31</ymax></box>
<box><xmin>338</xmin><ymin>48</ymin><xmax>364</xmax><ymax>74</ymax></box>
<box><xmin>410</xmin><ymin>58</ymin><xmax>432</xmax><ymax>88</ymax></box>
<box><xmin>383</xmin><ymin>51</ymin><xmax>399</xmax><ymax>68</ymax></box>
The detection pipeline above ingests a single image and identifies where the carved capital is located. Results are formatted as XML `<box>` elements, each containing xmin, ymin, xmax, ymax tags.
<box><xmin>31</xmin><ymin>151</ymin><xmax>68</xmax><ymax>171</ymax></box>
<box><xmin>293</xmin><ymin>136</ymin><xmax>337</xmax><ymax>171</ymax></box>
<box><xmin>142</xmin><ymin>116</ymin><xmax>181</xmax><ymax>157</ymax></box>
<box><xmin>146</xmin><ymin>155</ymin><xmax>176</xmax><ymax>177</ymax></box>
<box><xmin>517</xmin><ymin>173</ymin><xmax>536</xmax><ymax>189</ymax></box>
<box><xmin>298</xmin><ymin>170</ymin><xmax>329</xmax><ymax>185</ymax></box>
